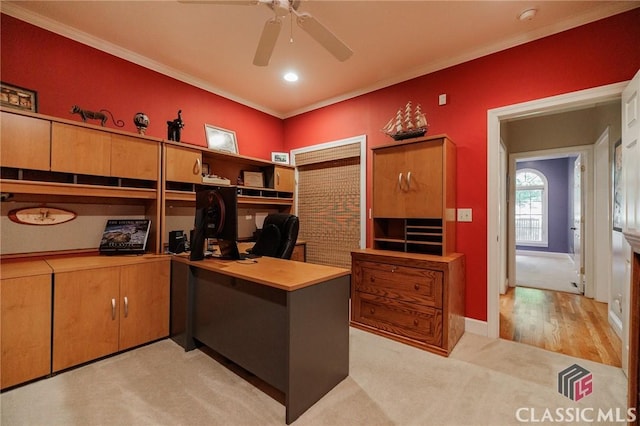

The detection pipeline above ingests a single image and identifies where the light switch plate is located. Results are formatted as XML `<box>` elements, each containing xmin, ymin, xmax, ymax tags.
<box><xmin>457</xmin><ymin>208</ymin><xmax>472</xmax><ymax>222</ymax></box>
<box><xmin>438</xmin><ymin>94</ymin><xmax>447</xmax><ymax>105</ymax></box>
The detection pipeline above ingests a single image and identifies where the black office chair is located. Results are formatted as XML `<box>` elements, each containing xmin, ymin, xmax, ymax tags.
<box><xmin>250</xmin><ymin>213</ymin><xmax>299</xmax><ymax>259</ymax></box>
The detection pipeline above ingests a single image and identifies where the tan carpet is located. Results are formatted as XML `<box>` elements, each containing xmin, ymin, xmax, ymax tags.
<box><xmin>1</xmin><ymin>328</ymin><xmax>627</xmax><ymax>425</ymax></box>
<box><xmin>516</xmin><ymin>252</ymin><xmax>581</xmax><ymax>294</ymax></box>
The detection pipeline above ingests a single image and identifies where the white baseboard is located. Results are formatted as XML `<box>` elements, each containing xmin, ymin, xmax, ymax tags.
<box><xmin>465</xmin><ymin>317</ymin><xmax>488</xmax><ymax>336</ymax></box>
<box><xmin>608</xmin><ymin>308</ymin><xmax>623</xmax><ymax>339</ymax></box>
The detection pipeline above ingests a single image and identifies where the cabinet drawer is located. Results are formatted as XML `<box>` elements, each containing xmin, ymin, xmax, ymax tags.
<box><xmin>353</xmin><ymin>292</ymin><xmax>442</xmax><ymax>346</ymax></box>
<box><xmin>355</xmin><ymin>260</ymin><xmax>442</xmax><ymax>308</ymax></box>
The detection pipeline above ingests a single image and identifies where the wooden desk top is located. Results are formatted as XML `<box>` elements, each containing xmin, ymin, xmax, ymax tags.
<box><xmin>173</xmin><ymin>254</ymin><xmax>349</xmax><ymax>291</ymax></box>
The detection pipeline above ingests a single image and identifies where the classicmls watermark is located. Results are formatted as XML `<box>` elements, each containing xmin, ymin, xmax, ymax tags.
<box><xmin>558</xmin><ymin>364</ymin><xmax>592</xmax><ymax>402</ymax></box>
<box><xmin>515</xmin><ymin>363</ymin><xmax>637</xmax><ymax>423</ymax></box>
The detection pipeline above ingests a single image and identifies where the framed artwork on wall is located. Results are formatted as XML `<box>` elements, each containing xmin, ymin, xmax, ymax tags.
<box><xmin>1</xmin><ymin>82</ymin><xmax>38</xmax><ymax>112</ymax></box>
<box><xmin>613</xmin><ymin>138</ymin><xmax>623</xmax><ymax>232</ymax></box>
<box><xmin>271</xmin><ymin>152</ymin><xmax>290</xmax><ymax>164</ymax></box>
<box><xmin>204</xmin><ymin>124</ymin><xmax>238</xmax><ymax>154</ymax></box>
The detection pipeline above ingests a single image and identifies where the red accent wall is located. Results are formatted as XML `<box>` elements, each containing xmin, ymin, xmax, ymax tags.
<box><xmin>0</xmin><ymin>14</ymin><xmax>284</xmax><ymax>159</ymax></box>
<box><xmin>283</xmin><ymin>8</ymin><xmax>640</xmax><ymax>321</ymax></box>
<box><xmin>2</xmin><ymin>9</ymin><xmax>639</xmax><ymax>322</ymax></box>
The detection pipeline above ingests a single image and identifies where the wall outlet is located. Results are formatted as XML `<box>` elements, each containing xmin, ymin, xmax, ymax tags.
<box><xmin>457</xmin><ymin>208</ymin><xmax>472</xmax><ymax>222</ymax></box>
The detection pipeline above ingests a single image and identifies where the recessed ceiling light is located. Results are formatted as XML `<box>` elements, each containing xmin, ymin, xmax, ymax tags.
<box><xmin>283</xmin><ymin>72</ymin><xmax>299</xmax><ymax>82</ymax></box>
<box><xmin>518</xmin><ymin>8</ymin><xmax>537</xmax><ymax>21</ymax></box>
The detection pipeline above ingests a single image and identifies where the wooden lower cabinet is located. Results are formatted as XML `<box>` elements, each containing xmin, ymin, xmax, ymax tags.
<box><xmin>1</xmin><ymin>261</ymin><xmax>52</xmax><ymax>389</ymax></box>
<box><xmin>52</xmin><ymin>258</ymin><xmax>170</xmax><ymax>372</ymax></box>
<box><xmin>351</xmin><ymin>249</ymin><xmax>465</xmax><ymax>356</ymax></box>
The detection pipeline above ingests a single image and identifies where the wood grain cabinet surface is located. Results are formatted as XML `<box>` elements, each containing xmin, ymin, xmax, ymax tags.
<box><xmin>372</xmin><ymin>135</ymin><xmax>456</xmax><ymax>256</ymax></box>
<box><xmin>274</xmin><ymin>166</ymin><xmax>295</xmax><ymax>192</ymax></box>
<box><xmin>165</xmin><ymin>144</ymin><xmax>202</xmax><ymax>184</ymax></box>
<box><xmin>0</xmin><ymin>261</ymin><xmax>52</xmax><ymax>389</ymax></box>
<box><xmin>351</xmin><ymin>249</ymin><xmax>465</xmax><ymax>356</ymax></box>
<box><xmin>50</xmin><ymin>257</ymin><xmax>170</xmax><ymax>372</ymax></box>
<box><xmin>0</xmin><ymin>111</ymin><xmax>51</xmax><ymax>171</ymax></box>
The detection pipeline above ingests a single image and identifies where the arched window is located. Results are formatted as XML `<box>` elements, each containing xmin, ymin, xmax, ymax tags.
<box><xmin>515</xmin><ymin>168</ymin><xmax>548</xmax><ymax>247</ymax></box>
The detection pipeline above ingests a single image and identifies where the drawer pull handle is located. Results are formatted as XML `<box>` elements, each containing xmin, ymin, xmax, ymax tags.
<box><xmin>124</xmin><ymin>296</ymin><xmax>129</xmax><ymax>318</ymax></box>
<box><xmin>391</xmin><ymin>266</ymin><xmax>397</xmax><ymax>272</ymax></box>
<box><xmin>111</xmin><ymin>298</ymin><xmax>116</xmax><ymax>320</ymax></box>
<box><xmin>398</xmin><ymin>173</ymin><xmax>403</xmax><ymax>188</ymax></box>
<box><xmin>414</xmin><ymin>284</ymin><xmax>420</xmax><ymax>290</ymax></box>
<box><xmin>194</xmin><ymin>158</ymin><xmax>201</xmax><ymax>175</ymax></box>
<box><xmin>370</xmin><ymin>308</ymin><xmax>375</xmax><ymax>315</ymax></box>
<box><xmin>413</xmin><ymin>319</ymin><xmax>419</xmax><ymax>326</ymax></box>
<box><xmin>406</xmin><ymin>171</ymin><xmax>411</xmax><ymax>188</ymax></box>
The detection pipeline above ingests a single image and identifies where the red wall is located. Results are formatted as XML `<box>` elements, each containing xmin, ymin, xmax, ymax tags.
<box><xmin>0</xmin><ymin>14</ymin><xmax>284</xmax><ymax>159</ymax></box>
<box><xmin>2</xmin><ymin>10</ymin><xmax>639</xmax><ymax>322</ymax></box>
<box><xmin>283</xmin><ymin>8</ymin><xmax>640</xmax><ymax>321</ymax></box>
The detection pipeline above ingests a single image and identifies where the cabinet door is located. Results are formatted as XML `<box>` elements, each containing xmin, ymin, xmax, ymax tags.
<box><xmin>274</xmin><ymin>166</ymin><xmax>295</xmax><ymax>192</ymax></box>
<box><xmin>51</xmin><ymin>122</ymin><xmax>111</xmax><ymax>176</ymax></box>
<box><xmin>1</xmin><ymin>274</ymin><xmax>52</xmax><ymax>389</ymax></box>
<box><xmin>165</xmin><ymin>145</ymin><xmax>202</xmax><ymax>184</ymax></box>
<box><xmin>0</xmin><ymin>112</ymin><xmax>51</xmax><ymax>171</ymax></box>
<box><xmin>119</xmin><ymin>260</ymin><xmax>170</xmax><ymax>350</ymax></box>
<box><xmin>373</xmin><ymin>145</ymin><xmax>407</xmax><ymax>218</ymax></box>
<box><xmin>53</xmin><ymin>267</ymin><xmax>120</xmax><ymax>372</ymax></box>
<box><xmin>111</xmin><ymin>134</ymin><xmax>160</xmax><ymax>181</ymax></box>
<box><xmin>373</xmin><ymin>141</ymin><xmax>443</xmax><ymax>218</ymax></box>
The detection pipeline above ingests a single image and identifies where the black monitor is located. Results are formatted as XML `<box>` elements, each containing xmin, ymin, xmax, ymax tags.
<box><xmin>190</xmin><ymin>185</ymin><xmax>237</xmax><ymax>260</ymax></box>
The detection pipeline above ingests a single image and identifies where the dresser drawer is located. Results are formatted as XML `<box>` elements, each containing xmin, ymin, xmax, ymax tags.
<box><xmin>355</xmin><ymin>260</ymin><xmax>443</xmax><ymax>308</ymax></box>
<box><xmin>353</xmin><ymin>292</ymin><xmax>442</xmax><ymax>346</ymax></box>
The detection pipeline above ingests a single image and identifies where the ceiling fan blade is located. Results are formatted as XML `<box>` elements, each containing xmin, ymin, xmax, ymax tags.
<box><xmin>253</xmin><ymin>18</ymin><xmax>282</xmax><ymax>66</ymax></box>
<box><xmin>296</xmin><ymin>12</ymin><xmax>353</xmax><ymax>62</ymax></box>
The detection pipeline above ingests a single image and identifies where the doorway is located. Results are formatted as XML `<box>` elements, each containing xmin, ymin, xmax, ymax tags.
<box><xmin>488</xmin><ymin>83</ymin><xmax>629</xmax><ymax>368</ymax></box>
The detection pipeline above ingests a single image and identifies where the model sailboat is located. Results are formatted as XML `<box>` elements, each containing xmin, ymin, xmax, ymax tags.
<box><xmin>382</xmin><ymin>101</ymin><xmax>428</xmax><ymax>141</ymax></box>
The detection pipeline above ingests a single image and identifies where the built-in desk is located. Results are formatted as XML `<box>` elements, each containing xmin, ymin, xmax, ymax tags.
<box><xmin>171</xmin><ymin>255</ymin><xmax>351</xmax><ymax>424</ymax></box>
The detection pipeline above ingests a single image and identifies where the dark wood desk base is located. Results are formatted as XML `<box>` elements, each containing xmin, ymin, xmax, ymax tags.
<box><xmin>170</xmin><ymin>258</ymin><xmax>350</xmax><ymax>424</ymax></box>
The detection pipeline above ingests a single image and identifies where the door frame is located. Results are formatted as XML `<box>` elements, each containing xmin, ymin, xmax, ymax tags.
<box><xmin>487</xmin><ymin>81</ymin><xmax>628</xmax><ymax>338</ymax></box>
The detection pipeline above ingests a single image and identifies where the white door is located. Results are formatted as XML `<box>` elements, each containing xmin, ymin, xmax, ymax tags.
<box><xmin>572</xmin><ymin>154</ymin><xmax>585</xmax><ymax>293</ymax></box>
<box><xmin>621</xmin><ymin>69</ymin><xmax>640</xmax><ymax>376</ymax></box>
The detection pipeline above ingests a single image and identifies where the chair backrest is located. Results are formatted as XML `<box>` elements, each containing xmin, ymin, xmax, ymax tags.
<box><xmin>251</xmin><ymin>213</ymin><xmax>299</xmax><ymax>259</ymax></box>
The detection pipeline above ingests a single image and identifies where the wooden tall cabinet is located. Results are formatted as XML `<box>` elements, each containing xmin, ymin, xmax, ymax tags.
<box><xmin>372</xmin><ymin>135</ymin><xmax>456</xmax><ymax>256</ymax></box>
<box><xmin>353</xmin><ymin>135</ymin><xmax>464</xmax><ymax>356</ymax></box>
<box><xmin>0</xmin><ymin>261</ymin><xmax>52</xmax><ymax>389</ymax></box>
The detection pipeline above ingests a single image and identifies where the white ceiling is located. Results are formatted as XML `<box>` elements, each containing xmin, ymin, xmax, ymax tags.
<box><xmin>3</xmin><ymin>1</ymin><xmax>638</xmax><ymax>118</ymax></box>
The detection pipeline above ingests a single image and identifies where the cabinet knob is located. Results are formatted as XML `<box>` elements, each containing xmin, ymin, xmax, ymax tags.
<box><xmin>370</xmin><ymin>276</ymin><xmax>375</xmax><ymax>283</ymax></box>
<box><xmin>370</xmin><ymin>307</ymin><xmax>375</xmax><ymax>315</ymax></box>
<box><xmin>414</xmin><ymin>284</ymin><xmax>420</xmax><ymax>291</ymax></box>
<box><xmin>391</xmin><ymin>266</ymin><xmax>397</xmax><ymax>273</ymax></box>
<box><xmin>413</xmin><ymin>319</ymin><xmax>419</xmax><ymax>326</ymax></box>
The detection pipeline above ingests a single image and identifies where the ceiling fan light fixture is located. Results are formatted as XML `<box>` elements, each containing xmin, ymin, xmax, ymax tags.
<box><xmin>518</xmin><ymin>8</ymin><xmax>537</xmax><ymax>21</ymax></box>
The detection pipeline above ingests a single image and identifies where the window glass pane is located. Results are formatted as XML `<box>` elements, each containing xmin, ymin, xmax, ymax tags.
<box><xmin>515</xmin><ymin>168</ymin><xmax>547</xmax><ymax>245</ymax></box>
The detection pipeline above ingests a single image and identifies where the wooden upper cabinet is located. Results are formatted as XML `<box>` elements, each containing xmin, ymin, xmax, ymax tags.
<box><xmin>165</xmin><ymin>144</ymin><xmax>202</xmax><ymax>184</ymax></box>
<box><xmin>51</xmin><ymin>122</ymin><xmax>111</xmax><ymax>176</ymax></box>
<box><xmin>373</xmin><ymin>138</ymin><xmax>446</xmax><ymax>218</ymax></box>
<box><xmin>111</xmin><ymin>134</ymin><xmax>159</xmax><ymax>181</ymax></box>
<box><xmin>1</xmin><ymin>262</ymin><xmax>52</xmax><ymax>389</ymax></box>
<box><xmin>0</xmin><ymin>111</ymin><xmax>50</xmax><ymax>171</ymax></box>
<box><xmin>274</xmin><ymin>166</ymin><xmax>294</xmax><ymax>192</ymax></box>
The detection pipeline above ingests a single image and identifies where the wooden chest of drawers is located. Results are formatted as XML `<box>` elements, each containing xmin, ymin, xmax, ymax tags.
<box><xmin>351</xmin><ymin>249</ymin><xmax>465</xmax><ymax>356</ymax></box>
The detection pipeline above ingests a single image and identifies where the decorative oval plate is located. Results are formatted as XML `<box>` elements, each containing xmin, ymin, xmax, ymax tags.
<box><xmin>8</xmin><ymin>206</ymin><xmax>77</xmax><ymax>226</ymax></box>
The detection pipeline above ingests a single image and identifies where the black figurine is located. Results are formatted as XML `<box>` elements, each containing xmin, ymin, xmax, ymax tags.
<box><xmin>167</xmin><ymin>110</ymin><xmax>184</xmax><ymax>142</ymax></box>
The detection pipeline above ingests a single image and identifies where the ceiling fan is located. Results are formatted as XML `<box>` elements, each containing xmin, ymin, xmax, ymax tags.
<box><xmin>181</xmin><ymin>0</ymin><xmax>353</xmax><ymax>66</ymax></box>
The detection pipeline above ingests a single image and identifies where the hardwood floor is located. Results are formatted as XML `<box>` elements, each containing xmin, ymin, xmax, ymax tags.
<box><xmin>500</xmin><ymin>286</ymin><xmax>622</xmax><ymax>367</ymax></box>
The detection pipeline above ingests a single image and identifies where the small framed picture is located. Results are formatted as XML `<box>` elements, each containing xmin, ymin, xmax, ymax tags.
<box><xmin>242</xmin><ymin>171</ymin><xmax>264</xmax><ymax>188</ymax></box>
<box><xmin>271</xmin><ymin>152</ymin><xmax>290</xmax><ymax>164</ymax></box>
<box><xmin>1</xmin><ymin>82</ymin><xmax>38</xmax><ymax>113</ymax></box>
<box><xmin>204</xmin><ymin>124</ymin><xmax>238</xmax><ymax>154</ymax></box>
<box><xmin>202</xmin><ymin>162</ymin><xmax>210</xmax><ymax>176</ymax></box>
